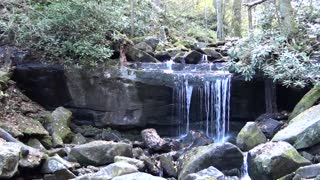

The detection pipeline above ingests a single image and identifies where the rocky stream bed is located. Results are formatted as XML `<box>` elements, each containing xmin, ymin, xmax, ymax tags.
<box><xmin>0</xmin><ymin>40</ymin><xmax>320</xmax><ymax>180</ymax></box>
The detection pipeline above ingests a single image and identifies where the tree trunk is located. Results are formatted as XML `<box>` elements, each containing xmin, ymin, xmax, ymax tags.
<box><xmin>216</xmin><ymin>0</ymin><xmax>225</xmax><ymax>40</ymax></box>
<box><xmin>231</xmin><ymin>0</ymin><xmax>242</xmax><ymax>37</ymax></box>
<box><xmin>130</xmin><ymin>0</ymin><xmax>135</xmax><ymax>37</ymax></box>
<box><xmin>276</xmin><ymin>0</ymin><xmax>296</xmax><ymax>37</ymax></box>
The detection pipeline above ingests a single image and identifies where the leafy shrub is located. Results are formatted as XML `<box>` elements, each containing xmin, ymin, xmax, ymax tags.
<box><xmin>0</xmin><ymin>0</ymin><xmax>153</xmax><ymax>67</ymax></box>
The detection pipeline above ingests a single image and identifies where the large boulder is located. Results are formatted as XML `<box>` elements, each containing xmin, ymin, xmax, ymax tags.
<box><xmin>256</xmin><ymin>118</ymin><xmax>283</xmax><ymax>138</ymax></box>
<box><xmin>159</xmin><ymin>152</ymin><xmax>177</xmax><ymax>177</ymax></box>
<box><xmin>272</xmin><ymin>104</ymin><xmax>320</xmax><ymax>149</ymax></box>
<box><xmin>180</xmin><ymin>130</ymin><xmax>214</xmax><ymax>150</ymax></box>
<box><xmin>248</xmin><ymin>141</ymin><xmax>311</xmax><ymax>180</ymax></box>
<box><xmin>201</xmin><ymin>48</ymin><xmax>223</xmax><ymax>62</ymax></box>
<box><xmin>0</xmin><ymin>143</ymin><xmax>21</xmax><ymax>178</ymax></box>
<box><xmin>76</xmin><ymin>162</ymin><xmax>138</xmax><ymax>180</ymax></box>
<box><xmin>69</xmin><ymin>141</ymin><xmax>132</xmax><ymax>166</ymax></box>
<box><xmin>114</xmin><ymin>156</ymin><xmax>145</xmax><ymax>170</ymax></box>
<box><xmin>236</xmin><ymin>122</ymin><xmax>267</xmax><ymax>151</ymax></box>
<box><xmin>0</xmin><ymin>113</ymin><xmax>49</xmax><ymax>138</ymax></box>
<box><xmin>126</xmin><ymin>47</ymin><xmax>159</xmax><ymax>63</ymax></box>
<box><xmin>141</xmin><ymin>128</ymin><xmax>169</xmax><ymax>152</ymax></box>
<box><xmin>41</xmin><ymin>154</ymin><xmax>76</xmax><ymax>179</ymax></box>
<box><xmin>112</xmin><ymin>172</ymin><xmax>166</xmax><ymax>180</ymax></box>
<box><xmin>42</xmin><ymin>107</ymin><xmax>73</xmax><ymax>147</ymax></box>
<box><xmin>292</xmin><ymin>163</ymin><xmax>320</xmax><ymax>180</ymax></box>
<box><xmin>134</xmin><ymin>42</ymin><xmax>154</xmax><ymax>52</ymax></box>
<box><xmin>184</xmin><ymin>51</ymin><xmax>204</xmax><ymax>64</ymax></box>
<box><xmin>178</xmin><ymin>143</ymin><xmax>243</xmax><ymax>180</ymax></box>
<box><xmin>185</xmin><ymin>166</ymin><xmax>225</xmax><ymax>180</ymax></box>
<box><xmin>41</xmin><ymin>154</ymin><xmax>76</xmax><ymax>174</ymax></box>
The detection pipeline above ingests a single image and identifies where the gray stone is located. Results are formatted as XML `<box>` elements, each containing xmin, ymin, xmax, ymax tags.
<box><xmin>185</xmin><ymin>166</ymin><xmax>225</xmax><ymax>180</ymax></box>
<box><xmin>178</xmin><ymin>143</ymin><xmax>243</xmax><ymax>180</ymax></box>
<box><xmin>257</xmin><ymin>118</ymin><xmax>283</xmax><ymax>138</ymax></box>
<box><xmin>154</xmin><ymin>51</ymin><xmax>171</xmax><ymax>62</ymax></box>
<box><xmin>139</xmin><ymin>155</ymin><xmax>161</xmax><ymax>176</ymax></box>
<box><xmin>65</xmin><ymin>69</ymin><xmax>172</xmax><ymax>129</ymax></box>
<box><xmin>141</xmin><ymin>128</ymin><xmax>169</xmax><ymax>152</ymax></box>
<box><xmin>236</xmin><ymin>122</ymin><xmax>267</xmax><ymax>151</ymax></box>
<box><xmin>134</xmin><ymin>42</ymin><xmax>154</xmax><ymax>52</ymax></box>
<box><xmin>0</xmin><ymin>143</ymin><xmax>21</xmax><ymax>178</ymax></box>
<box><xmin>127</xmin><ymin>47</ymin><xmax>159</xmax><ymax>63</ymax></box>
<box><xmin>184</xmin><ymin>51</ymin><xmax>204</xmax><ymax>64</ymax></box>
<box><xmin>293</xmin><ymin>163</ymin><xmax>320</xmax><ymax>180</ymax></box>
<box><xmin>27</xmin><ymin>138</ymin><xmax>46</xmax><ymax>151</ymax></box>
<box><xmin>76</xmin><ymin>162</ymin><xmax>138</xmax><ymax>180</ymax></box>
<box><xmin>159</xmin><ymin>152</ymin><xmax>177</xmax><ymax>177</ymax></box>
<box><xmin>114</xmin><ymin>156</ymin><xmax>145</xmax><ymax>169</ymax></box>
<box><xmin>69</xmin><ymin>141</ymin><xmax>132</xmax><ymax>166</ymax></box>
<box><xmin>201</xmin><ymin>48</ymin><xmax>223</xmax><ymax>61</ymax></box>
<box><xmin>248</xmin><ymin>141</ymin><xmax>311</xmax><ymax>180</ymax></box>
<box><xmin>112</xmin><ymin>172</ymin><xmax>166</xmax><ymax>180</ymax></box>
<box><xmin>41</xmin><ymin>154</ymin><xmax>75</xmax><ymax>174</ymax></box>
<box><xmin>72</xmin><ymin>133</ymin><xmax>87</xmax><ymax>145</ymax></box>
<box><xmin>42</xmin><ymin>107</ymin><xmax>73</xmax><ymax>147</ymax></box>
<box><xmin>180</xmin><ymin>130</ymin><xmax>213</xmax><ymax>150</ymax></box>
<box><xmin>272</xmin><ymin>104</ymin><xmax>320</xmax><ymax>149</ymax></box>
<box><xmin>144</xmin><ymin>37</ymin><xmax>160</xmax><ymax>51</ymax></box>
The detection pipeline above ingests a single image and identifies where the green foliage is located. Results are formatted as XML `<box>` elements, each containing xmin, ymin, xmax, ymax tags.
<box><xmin>0</xmin><ymin>0</ymin><xmax>153</xmax><ymax>67</ymax></box>
<box><xmin>228</xmin><ymin>0</ymin><xmax>320</xmax><ymax>88</ymax></box>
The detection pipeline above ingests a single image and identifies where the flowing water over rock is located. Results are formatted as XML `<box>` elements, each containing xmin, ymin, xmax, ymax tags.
<box><xmin>241</xmin><ymin>152</ymin><xmax>251</xmax><ymax>180</ymax></box>
<box><xmin>134</xmin><ymin>61</ymin><xmax>232</xmax><ymax>141</ymax></box>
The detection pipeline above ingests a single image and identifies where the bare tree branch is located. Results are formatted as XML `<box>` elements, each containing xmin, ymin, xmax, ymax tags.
<box><xmin>243</xmin><ymin>0</ymin><xmax>267</xmax><ymax>8</ymax></box>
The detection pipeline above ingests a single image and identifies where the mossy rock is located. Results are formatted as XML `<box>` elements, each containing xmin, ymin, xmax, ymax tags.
<box><xmin>0</xmin><ymin>113</ymin><xmax>49</xmax><ymax>138</ymax></box>
<box><xmin>248</xmin><ymin>141</ymin><xmax>311</xmax><ymax>180</ymax></box>
<box><xmin>178</xmin><ymin>143</ymin><xmax>243</xmax><ymax>180</ymax></box>
<box><xmin>42</xmin><ymin>107</ymin><xmax>73</xmax><ymax>147</ymax></box>
<box><xmin>289</xmin><ymin>86</ymin><xmax>320</xmax><ymax>120</ymax></box>
<box><xmin>272</xmin><ymin>104</ymin><xmax>320</xmax><ymax>149</ymax></box>
<box><xmin>126</xmin><ymin>47</ymin><xmax>159</xmax><ymax>63</ymax></box>
<box><xmin>236</xmin><ymin>122</ymin><xmax>267</xmax><ymax>151</ymax></box>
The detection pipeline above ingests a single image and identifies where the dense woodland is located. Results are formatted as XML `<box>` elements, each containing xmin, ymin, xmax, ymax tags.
<box><xmin>1</xmin><ymin>1</ymin><xmax>320</xmax><ymax>179</ymax></box>
<box><xmin>0</xmin><ymin>0</ymin><xmax>319</xmax><ymax>87</ymax></box>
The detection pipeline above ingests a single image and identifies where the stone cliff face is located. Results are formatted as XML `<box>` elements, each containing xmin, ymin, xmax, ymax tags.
<box><xmin>13</xmin><ymin>63</ymin><xmax>306</xmax><ymax>136</ymax></box>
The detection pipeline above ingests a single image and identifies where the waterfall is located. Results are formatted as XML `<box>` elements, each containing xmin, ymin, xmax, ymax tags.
<box><xmin>175</xmin><ymin>73</ymin><xmax>231</xmax><ymax>141</ymax></box>
<box><xmin>185</xmin><ymin>80</ymin><xmax>193</xmax><ymax>133</ymax></box>
<box><xmin>164</xmin><ymin>59</ymin><xmax>174</xmax><ymax>73</ymax></box>
<box><xmin>241</xmin><ymin>152</ymin><xmax>251</xmax><ymax>180</ymax></box>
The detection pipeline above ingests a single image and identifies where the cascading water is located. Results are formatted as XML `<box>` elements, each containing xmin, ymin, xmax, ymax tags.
<box><xmin>241</xmin><ymin>152</ymin><xmax>251</xmax><ymax>180</ymax></box>
<box><xmin>133</xmin><ymin>61</ymin><xmax>232</xmax><ymax>142</ymax></box>
<box><xmin>175</xmin><ymin>73</ymin><xmax>232</xmax><ymax>142</ymax></box>
<box><xmin>164</xmin><ymin>59</ymin><xmax>174</xmax><ymax>73</ymax></box>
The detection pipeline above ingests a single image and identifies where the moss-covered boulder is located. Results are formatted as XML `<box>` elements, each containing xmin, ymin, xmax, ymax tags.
<box><xmin>184</xmin><ymin>51</ymin><xmax>204</xmax><ymax>64</ymax></box>
<box><xmin>185</xmin><ymin>166</ymin><xmax>225</xmax><ymax>180</ymax></box>
<box><xmin>248</xmin><ymin>141</ymin><xmax>311</xmax><ymax>180</ymax></box>
<box><xmin>42</xmin><ymin>107</ymin><xmax>73</xmax><ymax>147</ymax></box>
<box><xmin>0</xmin><ymin>113</ymin><xmax>49</xmax><ymax>138</ymax></box>
<box><xmin>178</xmin><ymin>143</ymin><xmax>243</xmax><ymax>180</ymax></box>
<box><xmin>69</xmin><ymin>141</ymin><xmax>133</xmax><ymax>166</ymax></box>
<box><xmin>0</xmin><ymin>70</ymin><xmax>10</xmax><ymax>91</ymax></box>
<box><xmin>236</xmin><ymin>122</ymin><xmax>267</xmax><ymax>151</ymax></box>
<box><xmin>289</xmin><ymin>86</ymin><xmax>320</xmax><ymax>120</ymax></box>
<box><xmin>0</xmin><ymin>142</ymin><xmax>21</xmax><ymax>178</ymax></box>
<box><xmin>272</xmin><ymin>104</ymin><xmax>320</xmax><ymax>149</ymax></box>
<box><xmin>76</xmin><ymin>162</ymin><xmax>138</xmax><ymax>180</ymax></box>
<box><xmin>126</xmin><ymin>47</ymin><xmax>159</xmax><ymax>63</ymax></box>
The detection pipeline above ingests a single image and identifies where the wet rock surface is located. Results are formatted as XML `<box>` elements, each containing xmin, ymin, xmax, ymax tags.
<box><xmin>236</xmin><ymin>122</ymin><xmax>267</xmax><ymax>151</ymax></box>
<box><xmin>178</xmin><ymin>142</ymin><xmax>243</xmax><ymax>180</ymax></box>
<box><xmin>248</xmin><ymin>141</ymin><xmax>311</xmax><ymax>180</ymax></box>
<box><xmin>69</xmin><ymin>140</ymin><xmax>133</xmax><ymax>166</ymax></box>
<box><xmin>273</xmin><ymin>104</ymin><xmax>320</xmax><ymax>149</ymax></box>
